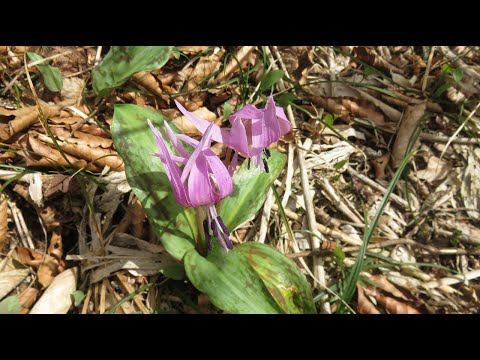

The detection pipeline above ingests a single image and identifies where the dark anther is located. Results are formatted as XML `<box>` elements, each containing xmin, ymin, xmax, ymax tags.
<box><xmin>263</xmin><ymin>158</ymin><xmax>270</xmax><ymax>173</ymax></box>
<box><xmin>216</xmin><ymin>216</ymin><xmax>230</xmax><ymax>236</ymax></box>
<box><xmin>264</xmin><ymin>148</ymin><xmax>271</xmax><ymax>158</ymax></box>
<box><xmin>247</xmin><ymin>158</ymin><xmax>251</xmax><ymax>170</ymax></box>
<box><xmin>203</xmin><ymin>219</ymin><xmax>211</xmax><ymax>239</ymax></box>
<box><xmin>207</xmin><ymin>237</ymin><xmax>213</xmax><ymax>251</ymax></box>
<box><xmin>211</xmin><ymin>220</ymin><xmax>219</xmax><ymax>238</ymax></box>
<box><xmin>225</xmin><ymin>237</ymin><xmax>234</xmax><ymax>249</ymax></box>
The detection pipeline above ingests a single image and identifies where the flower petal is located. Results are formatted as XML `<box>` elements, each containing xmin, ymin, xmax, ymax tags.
<box><xmin>174</xmin><ymin>100</ymin><xmax>230</xmax><ymax>144</ymax></box>
<box><xmin>263</xmin><ymin>95</ymin><xmax>281</xmax><ymax>145</ymax></box>
<box><xmin>148</xmin><ymin>120</ymin><xmax>191</xmax><ymax>207</ymax></box>
<box><xmin>227</xmin><ymin>151</ymin><xmax>238</xmax><ymax>176</ymax></box>
<box><xmin>163</xmin><ymin>120</ymin><xmax>190</xmax><ymax>159</ymax></box>
<box><xmin>187</xmin><ymin>153</ymin><xmax>216</xmax><ymax>207</ymax></box>
<box><xmin>275</xmin><ymin>106</ymin><xmax>292</xmax><ymax>135</ymax></box>
<box><xmin>204</xmin><ymin>149</ymin><xmax>233</xmax><ymax>199</ymax></box>
<box><xmin>227</xmin><ymin>117</ymin><xmax>250</xmax><ymax>155</ymax></box>
<box><xmin>230</xmin><ymin>104</ymin><xmax>263</xmax><ymax>123</ymax></box>
<box><xmin>180</xmin><ymin>122</ymin><xmax>215</xmax><ymax>183</ymax></box>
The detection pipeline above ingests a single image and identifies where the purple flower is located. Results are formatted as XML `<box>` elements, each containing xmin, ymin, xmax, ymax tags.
<box><xmin>148</xmin><ymin>119</ymin><xmax>234</xmax><ymax>252</ymax></box>
<box><xmin>174</xmin><ymin>96</ymin><xmax>291</xmax><ymax>172</ymax></box>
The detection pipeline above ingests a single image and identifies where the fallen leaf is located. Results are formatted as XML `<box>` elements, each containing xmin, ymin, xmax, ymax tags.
<box><xmin>365</xmin><ymin>286</ymin><xmax>421</xmax><ymax>314</ymax></box>
<box><xmin>177</xmin><ymin>46</ymin><xmax>209</xmax><ymax>55</ymax></box>
<box><xmin>309</xmin><ymin>95</ymin><xmax>386</xmax><ymax>125</ymax></box>
<box><xmin>371</xmin><ymin>153</ymin><xmax>390</xmax><ymax>181</ymax></box>
<box><xmin>30</xmin><ymin>267</ymin><xmax>78</xmax><ymax>314</ymax></box>
<box><xmin>19</xmin><ymin>287</ymin><xmax>40</xmax><ymax>313</ymax></box>
<box><xmin>185</xmin><ymin>47</ymin><xmax>225</xmax><ymax>92</ymax></box>
<box><xmin>0</xmin><ymin>269</ymin><xmax>30</xmax><ymax>301</ymax></box>
<box><xmin>171</xmin><ymin>107</ymin><xmax>217</xmax><ymax>137</ymax></box>
<box><xmin>369</xmin><ymin>274</ymin><xmax>411</xmax><ymax>301</ymax></box>
<box><xmin>357</xmin><ymin>284</ymin><xmax>381</xmax><ymax>314</ymax></box>
<box><xmin>354</xmin><ymin>46</ymin><xmax>404</xmax><ymax>75</ymax></box>
<box><xmin>213</xmin><ymin>46</ymin><xmax>255</xmax><ymax>84</ymax></box>
<box><xmin>460</xmin><ymin>148</ymin><xmax>480</xmax><ymax>221</ymax></box>
<box><xmin>0</xmin><ymin>103</ymin><xmax>63</xmax><ymax>141</ymax></box>
<box><xmin>392</xmin><ymin>103</ymin><xmax>426</xmax><ymax>168</ymax></box>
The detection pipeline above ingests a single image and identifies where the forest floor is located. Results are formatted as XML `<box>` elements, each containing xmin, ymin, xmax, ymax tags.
<box><xmin>1</xmin><ymin>46</ymin><xmax>480</xmax><ymax>314</ymax></box>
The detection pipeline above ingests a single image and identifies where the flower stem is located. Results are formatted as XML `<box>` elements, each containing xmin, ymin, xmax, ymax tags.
<box><xmin>195</xmin><ymin>207</ymin><xmax>208</xmax><ymax>256</ymax></box>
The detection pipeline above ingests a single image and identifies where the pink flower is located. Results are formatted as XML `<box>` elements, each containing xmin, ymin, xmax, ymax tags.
<box><xmin>148</xmin><ymin>119</ymin><xmax>233</xmax><ymax>251</ymax></box>
<box><xmin>174</xmin><ymin>96</ymin><xmax>291</xmax><ymax>172</ymax></box>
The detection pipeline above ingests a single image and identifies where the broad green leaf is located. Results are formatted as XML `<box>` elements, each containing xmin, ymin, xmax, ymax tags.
<box><xmin>72</xmin><ymin>290</ymin><xmax>85</xmax><ymax>307</ymax></box>
<box><xmin>93</xmin><ymin>46</ymin><xmax>173</xmax><ymax>96</ymax></box>
<box><xmin>0</xmin><ymin>295</ymin><xmax>21</xmax><ymax>314</ymax></box>
<box><xmin>236</xmin><ymin>242</ymin><xmax>316</xmax><ymax>314</ymax></box>
<box><xmin>260</xmin><ymin>69</ymin><xmax>285</xmax><ymax>92</ymax></box>
<box><xmin>219</xmin><ymin>149</ymin><xmax>286</xmax><ymax>231</ymax></box>
<box><xmin>112</xmin><ymin>104</ymin><xmax>196</xmax><ymax>260</ymax></box>
<box><xmin>27</xmin><ymin>52</ymin><xmax>63</xmax><ymax>92</ymax></box>
<box><xmin>276</xmin><ymin>92</ymin><xmax>296</xmax><ymax>108</ymax></box>
<box><xmin>223</xmin><ymin>102</ymin><xmax>232</xmax><ymax>119</ymax></box>
<box><xmin>160</xmin><ymin>264</ymin><xmax>185</xmax><ymax>280</ymax></box>
<box><xmin>453</xmin><ymin>67</ymin><xmax>464</xmax><ymax>82</ymax></box>
<box><xmin>184</xmin><ymin>240</ymin><xmax>284</xmax><ymax>314</ymax></box>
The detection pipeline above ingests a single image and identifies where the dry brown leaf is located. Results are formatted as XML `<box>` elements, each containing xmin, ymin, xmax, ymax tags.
<box><xmin>42</xmin><ymin>174</ymin><xmax>77</xmax><ymax>199</ymax></box>
<box><xmin>48</xmin><ymin>228</ymin><xmax>63</xmax><ymax>260</ymax></box>
<box><xmin>0</xmin><ymin>195</ymin><xmax>7</xmax><ymax>251</ymax></box>
<box><xmin>48</xmin><ymin>126</ymin><xmax>113</xmax><ymax>148</ymax></box>
<box><xmin>213</xmin><ymin>46</ymin><xmax>255</xmax><ymax>84</ymax></box>
<box><xmin>30</xmin><ymin>267</ymin><xmax>77</xmax><ymax>314</ymax></box>
<box><xmin>369</xmin><ymin>274</ymin><xmax>411</xmax><ymax>301</ymax></box>
<box><xmin>171</xmin><ymin>107</ymin><xmax>217</xmax><ymax>137</ymax></box>
<box><xmin>365</xmin><ymin>287</ymin><xmax>421</xmax><ymax>314</ymax></box>
<box><xmin>132</xmin><ymin>71</ymin><xmax>163</xmax><ymax>97</ymax></box>
<box><xmin>0</xmin><ymin>103</ymin><xmax>62</xmax><ymax>141</ymax></box>
<box><xmin>357</xmin><ymin>284</ymin><xmax>381</xmax><ymax>314</ymax></box>
<box><xmin>49</xmin><ymin>116</ymin><xmax>87</xmax><ymax>125</ymax></box>
<box><xmin>309</xmin><ymin>95</ymin><xmax>385</xmax><ymax>125</ymax></box>
<box><xmin>56</xmin><ymin>141</ymin><xmax>124</xmax><ymax>170</ymax></box>
<box><xmin>13</xmin><ymin>183</ymin><xmax>63</xmax><ymax>230</ymax></box>
<box><xmin>185</xmin><ymin>48</ymin><xmax>225</xmax><ymax>92</ymax></box>
<box><xmin>354</xmin><ymin>46</ymin><xmax>405</xmax><ymax>75</ymax></box>
<box><xmin>131</xmin><ymin>197</ymin><xmax>145</xmax><ymax>238</ymax></box>
<box><xmin>19</xmin><ymin>287</ymin><xmax>40</xmax><ymax>313</ymax></box>
<box><xmin>18</xmin><ymin>133</ymin><xmax>95</xmax><ymax>171</ymax></box>
<box><xmin>391</xmin><ymin>103</ymin><xmax>426</xmax><ymax>168</ymax></box>
<box><xmin>371</xmin><ymin>153</ymin><xmax>390</xmax><ymax>181</ymax></box>
<box><xmin>38</xmin><ymin>261</ymin><xmax>60</xmax><ymax>289</ymax></box>
<box><xmin>177</xmin><ymin>46</ymin><xmax>209</xmax><ymax>55</ymax></box>
<box><xmin>417</xmin><ymin>155</ymin><xmax>451</xmax><ymax>183</ymax></box>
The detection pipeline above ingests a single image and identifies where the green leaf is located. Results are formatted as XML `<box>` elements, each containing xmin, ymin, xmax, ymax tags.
<box><xmin>160</xmin><ymin>264</ymin><xmax>185</xmax><ymax>280</ymax></box>
<box><xmin>112</xmin><ymin>104</ymin><xmax>196</xmax><ymax>261</ymax></box>
<box><xmin>184</xmin><ymin>240</ymin><xmax>284</xmax><ymax>314</ymax></box>
<box><xmin>364</xmin><ymin>65</ymin><xmax>377</xmax><ymax>77</ymax></box>
<box><xmin>442</xmin><ymin>63</ymin><xmax>453</xmax><ymax>74</ymax></box>
<box><xmin>0</xmin><ymin>295</ymin><xmax>21</xmax><ymax>314</ymax></box>
<box><xmin>236</xmin><ymin>242</ymin><xmax>316</xmax><ymax>314</ymax></box>
<box><xmin>323</xmin><ymin>113</ymin><xmax>334</xmax><ymax>127</ymax></box>
<box><xmin>260</xmin><ymin>70</ymin><xmax>285</xmax><ymax>92</ymax></box>
<box><xmin>223</xmin><ymin>102</ymin><xmax>232</xmax><ymax>119</ymax></box>
<box><xmin>27</xmin><ymin>52</ymin><xmax>63</xmax><ymax>92</ymax></box>
<box><xmin>453</xmin><ymin>67</ymin><xmax>464</xmax><ymax>82</ymax></box>
<box><xmin>72</xmin><ymin>290</ymin><xmax>85</xmax><ymax>307</ymax></box>
<box><xmin>92</xmin><ymin>46</ymin><xmax>173</xmax><ymax>96</ymax></box>
<box><xmin>333</xmin><ymin>243</ymin><xmax>346</xmax><ymax>265</ymax></box>
<box><xmin>219</xmin><ymin>149</ymin><xmax>286</xmax><ymax>231</ymax></box>
<box><xmin>334</xmin><ymin>159</ymin><xmax>348</xmax><ymax>170</ymax></box>
<box><xmin>434</xmin><ymin>83</ymin><xmax>450</xmax><ymax>98</ymax></box>
<box><xmin>276</xmin><ymin>92</ymin><xmax>296</xmax><ymax>108</ymax></box>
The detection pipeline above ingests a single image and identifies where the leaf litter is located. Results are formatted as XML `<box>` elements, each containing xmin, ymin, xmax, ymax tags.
<box><xmin>1</xmin><ymin>45</ymin><xmax>480</xmax><ymax>313</ymax></box>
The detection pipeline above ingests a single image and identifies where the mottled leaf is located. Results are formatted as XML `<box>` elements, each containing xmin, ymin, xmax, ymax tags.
<box><xmin>27</xmin><ymin>52</ymin><xmax>63</xmax><ymax>92</ymax></box>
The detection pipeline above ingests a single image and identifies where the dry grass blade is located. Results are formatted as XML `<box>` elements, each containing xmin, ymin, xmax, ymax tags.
<box><xmin>0</xmin><ymin>195</ymin><xmax>7</xmax><ymax>251</ymax></box>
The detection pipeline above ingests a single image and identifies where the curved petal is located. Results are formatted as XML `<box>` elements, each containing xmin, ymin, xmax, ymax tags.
<box><xmin>275</xmin><ymin>106</ymin><xmax>292</xmax><ymax>135</ymax></box>
<box><xmin>187</xmin><ymin>153</ymin><xmax>216</xmax><ymax>207</ymax></box>
<box><xmin>163</xmin><ymin>120</ymin><xmax>190</xmax><ymax>159</ymax></box>
<box><xmin>147</xmin><ymin>120</ymin><xmax>191</xmax><ymax>207</ymax></box>
<box><xmin>181</xmin><ymin>122</ymin><xmax>215</xmax><ymax>183</ymax></box>
<box><xmin>174</xmin><ymin>100</ymin><xmax>230</xmax><ymax>144</ymax></box>
<box><xmin>227</xmin><ymin>117</ymin><xmax>250</xmax><ymax>155</ymax></box>
<box><xmin>203</xmin><ymin>149</ymin><xmax>233</xmax><ymax>200</ymax></box>
<box><xmin>230</xmin><ymin>104</ymin><xmax>263</xmax><ymax>123</ymax></box>
<box><xmin>263</xmin><ymin>96</ymin><xmax>281</xmax><ymax>145</ymax></box>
